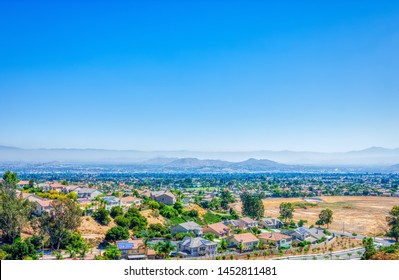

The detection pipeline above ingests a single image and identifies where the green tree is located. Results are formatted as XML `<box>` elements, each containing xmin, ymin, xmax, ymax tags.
<box><xmin>318</xmin><ymin>209</ymin><xmax>333</xmax><ymax>228</ymax></box>
<box><xmin>279</xmin><ymin>202</ymin><xmax>294</xmax><ymax>223</ymax></box>
<box><xmin>204</xmin><ymin>232</ymin><xmax>215</xmax><ymax>241</ymax></box>
<box><xmin>52</xmin><ymin>250</ymin><xmax>64</xmax><ymax>260</ymax></box>
<box><xmin>386</xmin><ymin>205</ymin><xmax>399</xmax><ymax>242</ymax></box>
<box><xmin>362</xmin><ymin>237</ymin><xmax>376</xmax><ymax>260</ymax></box>
<box><xmin>92</xmin><ymin>208</ymin><xmax>111</xmax><ymax>225</ymax></box>
<box><xmin>240</xmin><ymin>193</ymin><xmax>264</xmax><ymax>220</ymax></box>
<box><xmin>238</xmin><ymin>243</ymin><xmax>244</xmax><ymax>253</ymax></box>
<box><xmin>105</xmin><ymin>226</ymin><xmax>130</xmax><ymax>243</ymax></box>
<box><xmin>0</xmin><ymin>181</ymin><xmax>34</xmax><ymax>243</ymax></box>
<box><xmin>220</xmin><ymin>189</ymin><xmax>235</xmax><ymax>210</ymax></box>
<box><xmin>66</xmin><ymin>192</ymin><xmax>78</xmax><ymax>201</ymax></box>
<box><xmin>159</xmin><ymin>206</ymin><xmax>179</xmax><ymax>219</ymax></box>
<box><xmin>110</xmin><ymin>206</ymin><xmax>124</xmax><ymax>218</ymax></box>
<box><xmin>154</xmin><ymin>240</ymin><xmax>176</xmax><ymax>258</ymax></box>
<box><xmin>0</xmin><ymin>249</ymin><xmax>7</xmax><ymax>260</ymax></box>
<box><xmin>78</xmin><ymin>242</ymin><xmax>90</xmax><ymax>259</ymax></box>
<box><xmin>1</xmin><ymin>238</ymin><xmax>38</xmax><ymax>260</ymax></box>
<box><xmin>2</xmin><ymin>171</ymin><xmax>19</xmax><ymax>185</ymax></box>
<box><xmin>173</xmin><ymin>201</ymin><xmax>183</xmax><ymax>214</ymax></box>
<box><xmin>40</xmin><ymin>199</ymin><xmax>82</xmax><ymax>250</ymax></box>
<box><xmin>219</xmin><ymin>238</ymin><xmax>228</xmax><ymax>251</ymax></box>
<box><xmin>65</xmin><ymin>232</ymin><xmax>88</xmax><ymax>258</ymax></box>
<box><xmin>148</xmin><ymin>200</ymin><xmax>160</xmax><ymax>210</ymax></box>
<box><xmin>229</xmin><ymin>208</ymin><xmax>239</xmax><ymax>219</ymax></box>
<box><xmin>262</xmin><ymin>250</ymin><xmax>268</xmax><ymax>259</ymax></box>
<box><xmin>124</xmin><ymin>207</ymin><xmax>148</xmax><ymax>232</ymax></box>
<box><xmin>104</xmin><ymin>245</ymin><xmax>121</xmax><ymax>260</ymax></box>
<box><xmin>298</xmin><ymin>219</ymin><xmax>308</xmax><ymax>227</ymax></box>
<box><xmin>114</xmin><ymin>215</ymin><xmax>130</xmax><ymax>228</ymax></box>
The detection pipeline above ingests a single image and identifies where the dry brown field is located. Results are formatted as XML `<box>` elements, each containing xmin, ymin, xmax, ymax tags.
<box><xmin>230</xmin><ymin>196</ymin><xmax>399</xmax><ymax>236</ymax></box>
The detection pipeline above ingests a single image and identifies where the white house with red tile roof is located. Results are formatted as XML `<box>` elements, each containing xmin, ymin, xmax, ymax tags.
<box><xmin>258</xmin><ymin>232</ymin><xmax>292</xmax><ymax>249</ymax></box>
<box><xmin>227</xmin><ymin>233</ymin><xmax>260</xmax><ymax>251</ymax></box>
<box><xmin>35</xmin><ymin>199</ymin><xmax>52</xmax><ymax>215</ymax></box>
<box><xmin>203</xmin><ymin>222</ymin><xmax>232</xmax><ymax>238</ymax></box>
<box><xmin>17</xmin><ymin>180</ymin><xmax>31</xmax><ymax>188</ymax></box>
<box><xmin>121</xmin><ymin>196</ymin><xmax>142</xmax><ymax>209</ymax></box>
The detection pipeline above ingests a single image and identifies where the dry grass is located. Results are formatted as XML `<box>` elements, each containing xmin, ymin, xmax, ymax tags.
<box><xmin>184</xmin><ymin>204</ymin><xmax>207</xmax><ymax>216</ymax></box>
<box><xmin>231</xmin><ymin>196</ymin><xmax>399</xmax><ymax>236</ymax></box>
<box><xmin>140</xmin><ymin>209</ymin><xmax>166</xmax><ymax>225</ymax></box>
<box><xmin>78</xmin><ymin>216</ymin><xmax>116</xmax><ymax>240</ymax></box>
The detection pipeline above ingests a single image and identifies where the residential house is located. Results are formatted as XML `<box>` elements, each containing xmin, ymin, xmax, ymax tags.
<box><xmin>62</xmin><ymin>185</ymin><xmax>79</xmax><ymax>194</ymax></box>
<box><xmin>281</xmin><ymin>227</ymin><xmax>311</xmax><ymax>242</ymax></box>
<box><xmin>34</xmin><ymin>199</ymin><xmax>52</xmax><ymax>216</ymax></box>
<box><xmin>78</xmin><ymin>198</ymin><xmax>96</xmax><ymax>215</ymax></box>
<box><xmin>223</xmin><ymin>219</ymin><xmax>241</xmax><ymax>229</ymax></box>
<box><xmin>203</xmin><ymin>222</ymin><xmax>232</xmax><ymax>238</ymax></box>
<box><xmin>139</xmin><ymin>190</ymin><xmax>152</xmax><ymax>198</ymax></box>
<box><xmin>151</xmin><ymin>191</ymin><xmax>176</xmax><ymax>205</ymax></box>
<box><xmin>177</xmin><ymin>236</ymin><xmax>217</xmax><ymax>258</ymax></box>
<box><xmin>259</xmin><ymin>218</ymin><xmax>283</xmax><ymax>229</ymax></box>
<box><xmin>47</xmin><ymin>182</ymin><xmax>65</xmax><ymax>192</ymax></box>
<box><xmin>121</xmin><ymin>196</ymin><xmax>142</xmax><ymax>210</ymax></box>
<box><xmin>304</xmin><ymin>227</ymin><xmax>333</xmax><ymax>243</ymax></box>
<box><xmin>74</xmin><ymin>187</ymin><xmax>102</xmax><ymax>200</ymax></box>
<box><xmin>237</xmin><ymin>217</ymin><xmax>258</xmax><ymax>229</ymax></box>
<box><xmin>258</xmin><ymin>232</ymin><xmax>292</xmax><ymax>249</ymax></box>
<box><xmin>16</xmin><ymin>190</ymin><xmax>34</xmax><ymax>200</ymax></box>
<box><xmin>146</xmin><ymin>249</ymin><xmax>157</xmax><ymax>260</ymax></box>
<box><xmin>116</xmin><ymin>239</ymin><xmax>147</xmax><ymax>260</ymax></box>
<box><xmin>171</xmin><ymin>222</ymin><xmax>203</xmax><ymax>236</ymax></box>
<box><xmin>102</xmin><ymin>196</ymin><xmax>122</xmax><ymax>210</ymax></box>
<box><xmin>37</xmin><ymin>183</ymin><xmax>50</xmax><ymax>191</ymax></box>
<box><xmin>227</xmin><ymin>233</ymin><xmax>260</xmax><ymax>251</ymax></box>
<box><xmin>25</xmin><ymin>194</ymin><xmax>52</xmax><ymax>216</ymax></box>
<box><xmin>17</xmin><ymin>180</ymin><xmax>30</xmax><ymax>189</ymax></box>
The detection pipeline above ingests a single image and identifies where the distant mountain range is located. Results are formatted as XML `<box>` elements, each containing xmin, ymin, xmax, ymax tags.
<box><xmin>142</xmin><ymin>157</ymin><xmax>288</xmax><ymax>171</ymax></box>
<box><xmin>1</xmin><ymin>145</ymin><xmax>399</xmax><ymax>167</ymax></box>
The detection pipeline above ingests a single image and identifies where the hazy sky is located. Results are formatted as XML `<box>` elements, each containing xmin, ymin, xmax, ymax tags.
<box><xmin>1</xmin><ymin>1</ymin><xmax>398</xmax><ymax>152</ymax></box>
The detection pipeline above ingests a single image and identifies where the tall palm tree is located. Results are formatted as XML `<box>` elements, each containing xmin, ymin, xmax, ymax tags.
<box><xmin>160</xmin><ymin>241</ymin><xmax>176</xmax><ymax>259</ymax></box>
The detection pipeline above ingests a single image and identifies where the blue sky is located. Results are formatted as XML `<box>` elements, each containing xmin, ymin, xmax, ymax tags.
<box><xmin>0</xmin><ymin>1</ymin><xmax>398</xmax><ymax>152</ymax></box>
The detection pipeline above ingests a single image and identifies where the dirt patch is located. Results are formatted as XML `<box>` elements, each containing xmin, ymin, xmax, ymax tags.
<box><xmin>140</xmin><ymin>209</ymin><xmax>166</xmax><ymax>225</ymax></box>
<box><xmin>78</xmin><ymin>216</ymin><xmax>115</xmax><ymax>240</ymax></box>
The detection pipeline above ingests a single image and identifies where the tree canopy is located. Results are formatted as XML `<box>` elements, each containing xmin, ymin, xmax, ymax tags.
<box><xmin>318</xmin><ymin>208</ymin><xmax>334</xmax><ymax>228</ymax></box>
<box><xmin>220</xmin><ymin>189</ymin><xmax>235</xmax><ymax>209</ymax></box>
<box><xmin>40</xmin><ymin>199</ymin><xmax>82</xmax><ymax>250</ymax></box>
<box><xmin>105</xmin><ymin>226</ymin><xmax>130</xmax><ymax>243</ymax></box>
<box><xmin>240</xmin><ymin>193</ymin><xmax>264</xmax><ymax>220</ymax></box>
<box><xmin>386</xmin><ymin>205</ymin><xmax>399</xmax><ymax>242</ymax></box>
<box><xmin>0</xmin><ymin>181</ymin><xmax>34</xmax><ymax>243</ymax></box>
<box><xmin>2</xmin><ymin>171</ymin><xmax>19</xmax><ymax>186</ymax></box>
<box><xmin>92</xmin><ymin>208</ymin><xmax>111</xmax><ymax>225</ymax></box>
<box><xmin>279</xmin><ymin>202</ymin><xmax>294</xmax><ymax>223</ymax></box>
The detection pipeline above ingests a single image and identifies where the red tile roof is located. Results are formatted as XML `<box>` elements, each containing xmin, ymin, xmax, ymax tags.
<box><xmin>258</xmin><ymin>232</ymin><xmax>291</xmax><ymax>242</ymax></box>
<box><xmin>230</xmin><ymin>233</ymin><xmax>259</xmax><ymax>243</ymax></box>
